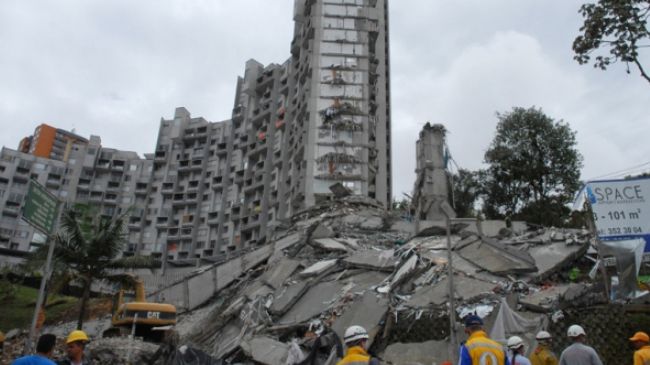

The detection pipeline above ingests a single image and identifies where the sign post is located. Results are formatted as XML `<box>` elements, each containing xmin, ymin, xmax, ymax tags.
<box><xmin>584</xmin><ymin>177</ymin><xmax>650</xmax><ymax>249</ymax></box>
<box><xmin>22</xmin><ymin>180</ymin><xmax>60</xmax><ymax>354</ymax></box>
<box><xmin>580</xmin><ymin>177</ymin><xmax>650</xmax><ymax>299</ymax></box>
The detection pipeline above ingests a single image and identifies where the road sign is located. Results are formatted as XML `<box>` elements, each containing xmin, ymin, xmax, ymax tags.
<box><xmin>584</xmin><ymin>177</ymin><xmax>650</xmax><ymax>250</ymax></box>
<box><xmin>22</xmin><ymin>180</ymin><xmax>59</xmax><ymax>234</ymax></box>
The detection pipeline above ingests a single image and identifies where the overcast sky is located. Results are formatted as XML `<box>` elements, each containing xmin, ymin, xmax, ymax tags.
<box><xmin>1</xmin><ymin>1</ymin><xmax>648</xmax><ymax>198</ymax></box>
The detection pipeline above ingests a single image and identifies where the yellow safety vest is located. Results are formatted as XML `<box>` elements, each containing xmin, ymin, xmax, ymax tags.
<box><xmin>465</xmin><ymin>331</ymin><xmax>507</xmax><ymax>365</ymax></box>
<box><xmin>529</xmin><ymin>345</ymin><xmax>558</xmax><ymax>365</ymax></box>
<box><xmin>337</xmin><ymin>346</ymin><xmax>371</xmax><ymax>365</ymax></box>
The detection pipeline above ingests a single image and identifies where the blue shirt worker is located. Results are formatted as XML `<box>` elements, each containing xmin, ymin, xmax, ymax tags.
<box><xmin>11</xmin><ymin>334</ymin><xmax>57</xmax><ymax>365</ymax></box>
<box><xmin>459</xmin><ymin>315</ymin><xmax>509</xmax><ymax>365</ymax></box>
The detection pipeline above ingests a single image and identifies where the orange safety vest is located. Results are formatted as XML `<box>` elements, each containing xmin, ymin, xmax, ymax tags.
<box><xmin>465</xmin><ymin>331</ymin><xmax>507</xmax><ymax>365</ymax></box>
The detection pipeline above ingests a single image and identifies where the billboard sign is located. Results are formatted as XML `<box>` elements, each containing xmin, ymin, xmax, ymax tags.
<box><xmin>22</xmin><ymin>180</ymin><xmax>59</xmax><ymax>234</ymax></box>
<box><xmin>584</xmin><ymin>177</ymin><xmax>650</xmax><ymax>250</ymax></box>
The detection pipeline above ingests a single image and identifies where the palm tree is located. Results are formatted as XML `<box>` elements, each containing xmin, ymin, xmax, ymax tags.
<box><xmin>27</xmin><ymin>204</ymin><xmax>155</xmax><ymax>330</ymax></box>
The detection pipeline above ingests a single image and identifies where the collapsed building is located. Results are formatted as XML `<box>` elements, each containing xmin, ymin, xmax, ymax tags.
<box><xmin>2</xmin><ymin>192</ymin><xmax>648</xmax><ymax>365</ymax></box>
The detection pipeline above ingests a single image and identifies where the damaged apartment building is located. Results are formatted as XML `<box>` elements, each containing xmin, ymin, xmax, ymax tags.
<box><xmin>0</xmin><ymin>0</ymin><xmax>392</xmax><ymax>263</ymax></box>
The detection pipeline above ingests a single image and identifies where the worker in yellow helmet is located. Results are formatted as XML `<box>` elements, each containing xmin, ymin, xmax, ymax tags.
<box><xmin>56</xmin><ymin>330</ymin><xmax>91</xmax><ymax>365</ymax></box>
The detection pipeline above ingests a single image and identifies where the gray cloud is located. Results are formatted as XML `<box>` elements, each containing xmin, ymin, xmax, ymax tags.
<box><xmin>1</xmin><ymin>1</ymin><xmax>648</xmax><ymax>199</ymax></box>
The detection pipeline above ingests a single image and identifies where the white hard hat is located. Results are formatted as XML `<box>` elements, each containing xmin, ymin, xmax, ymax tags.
<box><xmin>567</xmin><ymin>325</ymin><xmax>586</xmax><ymax>338</ymax></box>
<box><xmin>536</xmin><ymin>331</ymin><xmax>552</xmax><ymax>340</ymax></box>
<box><xmin>507</xmin><ymin>336</ymin><xmax>524</xmax><ymax>349</ymax></box>
<box><xmin>344</xmin><ymin>325</ymin><xmax>369</xmax><ymax>343</ymax></box>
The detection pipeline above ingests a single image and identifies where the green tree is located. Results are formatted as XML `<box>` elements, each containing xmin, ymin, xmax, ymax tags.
<box><xmin>573</xmin><ymin>0</ymin><xmax>650</xmax><ymax>84</ymax></box>
<box><xmin>28</xmin><ymin>204</ymin><xmax>154</xmax><ymax>330</ymax></box>
<box><xmin>482</xmin><ymin>107</ymin><xmax>583</xmax><ymax>226</ymax></box>
<box><xmin>450</xmin><ymin>169</ymin><xmax>482</xmax><ymax>218</ymax></box>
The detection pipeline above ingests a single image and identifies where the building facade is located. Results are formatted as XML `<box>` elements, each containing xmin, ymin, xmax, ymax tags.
<box><xmin>18</xmin><ymin>123</ymin><xmax>89</xmax><ymax>162</ymax></box>
<box><xmin>284</xmin><ymin>0</ymin><xmax>392</xmax><ymax>214</ymax></box>
<box><xmin>0</xmin><ymin>0</ymin><xmax>391</xmax><ymax>262</ymax></box>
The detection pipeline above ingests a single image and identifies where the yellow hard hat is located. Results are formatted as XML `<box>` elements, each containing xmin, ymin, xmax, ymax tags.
<box><xmin>66</xmin><ymin>330</ymin><xmax>89</xmax><ymax>344</ymax></box>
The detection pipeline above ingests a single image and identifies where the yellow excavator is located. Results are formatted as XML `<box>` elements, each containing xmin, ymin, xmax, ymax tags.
<box><xmin>104</xmin><ymin>275</ymin><xmax>176</xmax><ymax>342</ymax></box>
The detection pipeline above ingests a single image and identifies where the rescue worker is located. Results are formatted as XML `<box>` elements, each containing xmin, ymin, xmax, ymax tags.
<box><xmin>558</xmin><ymin>325</ymin><xmax>602</xmax><ymax>365</ymax></box>
<box><xmin>458</xmin><ymin>315</ymin><xmax>509</xmax><ymax>365</ymax></box>
<box><xmin>11</xmin><ymin>334</ymin><xmax>57</xmax><ymax>365</ymax></box>
<box><xmin>336</xmin><ymin>325</ymin><xmax>379</xmax><ymax>365</ymax></box>
<box><xmin>529</xmin><ymin>331</ymin><xmax>557</xmax><ymax>365</ymax></box>
<box><xmin>507</xmin><ymin>336</ymin><xmax>531</xmax><ymax>365</ymax></box>
<box><xmin>56</xmin><ymin>330</ymin><xmax>91</xmax><ymax>365</ymax></box>
<box><xmin>629</xmin><ymin>331</ymin><xmax>650</xmax><ymax>365</ymax></box>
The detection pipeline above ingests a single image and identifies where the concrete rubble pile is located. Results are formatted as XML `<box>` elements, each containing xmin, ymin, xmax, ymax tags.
<box><xmin>164</xmin><ymin>196</ymin><xmax>595</xmax><ymax>365</ymax></box>
<box><xmin>1</xmin><ymin>197</ymin><xmax>608</xmax><ymax>365</ymax></box>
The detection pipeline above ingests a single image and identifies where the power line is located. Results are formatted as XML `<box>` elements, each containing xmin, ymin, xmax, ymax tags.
<box><xmin>587</xmin><ymin>161</ymin><xmax>650</xmax><ymax>181</ymax></box>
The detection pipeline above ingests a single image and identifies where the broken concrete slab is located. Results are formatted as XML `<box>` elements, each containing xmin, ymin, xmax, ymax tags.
<box><xmin>277</xmin><ymin>281</ymin><xmax>346</xmax><ymax>325</ymax></box>
<box><xmin>337</xmin><ymin>237</ymin><xmax>360</xmax><ymax>249</ymax></box>
<box><xmin>332</xmin><ymin>291</ymin><xmax>388</xmax><ymax>347</ymax></box>
<box><xmin>519</xmin><ymin>284</ymin><xmax>571</xmax><ymax>312</ymax></box>
<box><xmin>415</xmin><ymin>220</ymin><xmax>468</xmax><ymax>237</ymax></box>
<box><xmin>329</xmin><ymin>182</ymin><xmax>352</xmax><ymax>198</ymax></box>
<box><xmin>270</xmin><ymin>281</ymin><xmax>309</xmax><ymax>315</ymax></box>
<box><xmin>381</xmin><ymin>340</ymin><xmax>450</xmax><ymax>365</ymax></box>
<box><xmin>312</xmin><ymin>238</ymin><xmax>349</xmax><ymax>252</ymax></box>
<box><xmin>390</xmin><ymin>219</ymin><xmax>415</xmax><ymax>235</ymax></box>
<box><xmin>261</xmin><ymin>258</ymin><xmax>301</xmax><ymax>289</ymax></box>
<box><xmin>273</xmin><ymin>232</ymin><xmax>304</xmax><ymax>253</ymax></box>
<box><xmin>300</xmin><ymin>259</ymin><xmax>338</xmax><ymax>277</ymax></box>
<box><xmin>242</xmin><ymin>280</ymin><xmax>274</xmax><ymax>301</ymax></box>
<box><xmin>213</xmin><ymin>323</ymin><xmax>244</xmax><ymax>358</ymax></box>
<box><xmin>390</xmin><ymin>254</ymin><xmax>418</xmax><ymax>288</ymax></box>
<box><xmin>360</xmin><ymin>216</ymin><xmax>384</xmax><ymax>229</ymax></box>
<box><xmin>525</xmin><ymin>240</ymin><xmax>590</xmax><ymax>281</ymax></box>
<box><xmin>345</xmin><ymin>270</ymin><xmax>389</xmax><ymax>291</ymax></box>
<box><xmin>419</xmin><ymin>250</ymin><xmax>505</xmax><ymax>283</ymax></box>
<box><xmin>344</xmin><ymin>249</ymin><xmax>397</xmax><ymax>272</ymax></box>
<box><xmin>240</xmin><ymin>336</ymin><xmax>290</xmax><ymax>365</ymax></box>
<box><xmin>243</xmin><ymin>244</ymin><xmax>273</xmax><ymax>271</ymax></box>
<box><xmin>459</xmin><ymin>220</ymin><xmax>527</xmax><ymax>237</ymax></box>
<box><xmin>456</xmin><ymin>237</ymin><xmax>537</xmax><ymax>275</ymax></box>
<box><xmin>311</xmin><ymin>223</ymin><xmax>334</xmax><ymax>239</ymax></box>
<box><xmin>406</xmin><ymin>275</ymin><xmax>496</xmax><ymax>308</ymax></box>
<box><xmin>341</xmin><ymin>214</ymin><xmax>384</xmax><ymax>229</ymax></box>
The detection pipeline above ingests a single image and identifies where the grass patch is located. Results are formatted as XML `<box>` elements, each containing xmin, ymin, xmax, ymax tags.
<box><xmin>0</xmin><ymin>284</ymin><xmax>78</xmax><ymax>332</ymax></box>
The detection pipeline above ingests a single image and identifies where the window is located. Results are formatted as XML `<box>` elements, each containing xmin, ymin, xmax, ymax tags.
<box><xmin>130</xmin><ymin>165</ymin><xmax>138</xmax><ymax>171</ymax></box>
<box><xmin>34</xmin><ymin>163</ymin><xmax>46</xmax><ymax>171</ymax></box>
<box><xmin>59</xmin><ymin>191</ymin><xmax>68</xmax><ymax>197</ymax></box>
<box><xmin>14</xmin><ymin>230</ymin><xmax>29</xmax><ymax>239</ymax></box>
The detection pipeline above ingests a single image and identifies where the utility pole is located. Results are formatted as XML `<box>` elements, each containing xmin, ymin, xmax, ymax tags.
<box><xmin>22</xmin><ymin>181</ymin><xmax>61</xmax><ymax>354</ymax></box>
<box><xmin>441</xmin><ymin>201</ymin><xmax>457</xmax><ymax>364</ymax></box>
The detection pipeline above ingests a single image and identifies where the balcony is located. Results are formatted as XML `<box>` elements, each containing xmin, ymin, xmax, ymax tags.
<box><xmin>207</xmin><ymin>211</ymin><xmax>220</xmax><ymax>225</ymax></box>
<box><xmin>3</xmin><ymin>205</ymin><xmax>20</xmax><ymax>217</ymax></box>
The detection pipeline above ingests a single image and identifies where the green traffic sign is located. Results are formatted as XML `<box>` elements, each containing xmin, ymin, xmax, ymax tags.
<box><xmin>22</xmin><ymin>180</ymin><xmax>59</xmax><ymax>234</ymax></box>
